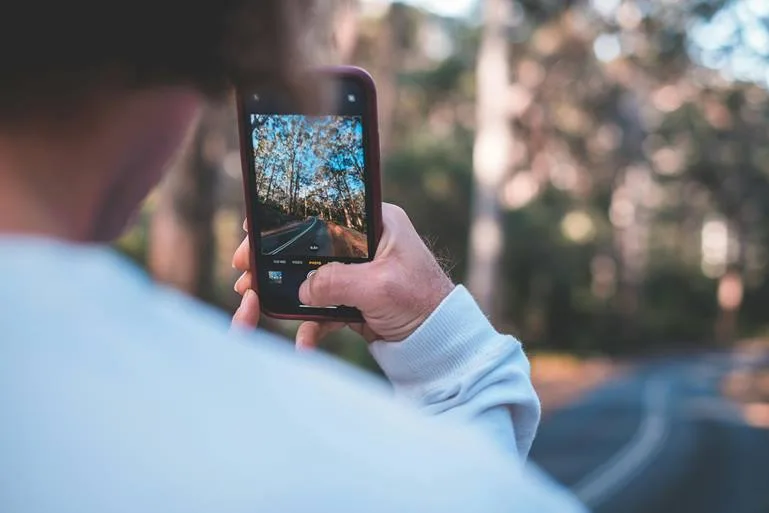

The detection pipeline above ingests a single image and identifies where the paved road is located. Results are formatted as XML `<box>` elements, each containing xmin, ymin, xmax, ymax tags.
<box><xmin>529</xmin><ymin>352</ymin><xmax>769</xmax><ymax>513</ymax></box>
<box><xmin>261</xmin><ymin>217</ymin><xmax>333</xmax><ymax>257</ymax></box>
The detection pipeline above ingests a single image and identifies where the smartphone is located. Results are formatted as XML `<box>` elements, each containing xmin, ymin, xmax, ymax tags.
<box><xmin>237</xmin><ymin>66</ymin><xmax>383</xmax><ymax>321</ymax></box>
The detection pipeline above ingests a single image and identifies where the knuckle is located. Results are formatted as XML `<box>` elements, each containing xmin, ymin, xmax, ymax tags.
<box><xmin>384</xmin><ymin>203</ymin><xmax>409</xmax><ymax>223</ymax></box>
<box><xmin>383</xmin><ymin>205</ymin><xmax>416</xmax><ymax>241</ymax></box>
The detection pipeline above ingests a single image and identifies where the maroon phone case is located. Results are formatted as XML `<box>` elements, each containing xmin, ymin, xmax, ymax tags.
<box><xmin>236</xmin><ymin>65</ymin><xmax>383</xmax><ymax>322</ymax></box>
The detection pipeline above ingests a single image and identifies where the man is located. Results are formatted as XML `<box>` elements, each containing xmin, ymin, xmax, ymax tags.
<box><xmin>0</xmin><ymin>2</ymin><xmax>585</xmax><ymax>512</ymax></box>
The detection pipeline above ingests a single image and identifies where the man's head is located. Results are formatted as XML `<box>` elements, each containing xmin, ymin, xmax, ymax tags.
<box><xmin>0</xmin><ymin>1</ymin><xmax>310</xmax><ymax>241</ymax></box>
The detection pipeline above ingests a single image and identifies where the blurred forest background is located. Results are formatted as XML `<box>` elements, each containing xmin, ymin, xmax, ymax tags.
<box><xmin>118</xmin><ymin>0</ymin><xmax>769</xmax><ymax>372</ymax></box>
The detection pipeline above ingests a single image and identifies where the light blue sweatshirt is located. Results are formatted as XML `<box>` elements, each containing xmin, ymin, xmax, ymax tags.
<box><xmin>0</xmin><ymin>239</ymin><xmax>585</xmax><ymax>512</ymax></box>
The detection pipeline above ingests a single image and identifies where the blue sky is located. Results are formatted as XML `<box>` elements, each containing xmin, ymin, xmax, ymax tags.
<box><xmin>689</xmin><ymin>0</ymin><xmax>769</xmax><ymax>86</ymax></box>
<box><xmin>362</xmin><ymin>0</ymin><xmax>475</xmax><ymax>18</ymax></box>
<box><xmin>404</xmin><ymin>0</ymin><xmax>475</xmax><ymax>17</ymax></box>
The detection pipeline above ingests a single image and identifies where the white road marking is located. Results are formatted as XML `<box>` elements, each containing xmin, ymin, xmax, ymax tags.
<box><xmin>573</xmin><ymin>378</ymin><xmax>671</xmax><ymax>507</ymax></box>
<box><xmin>267</xmin><ymin>218</ymin><xmax>318</xmax><ymax>256</ymax></box>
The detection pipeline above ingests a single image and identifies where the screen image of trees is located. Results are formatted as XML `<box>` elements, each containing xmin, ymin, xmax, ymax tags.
<box><xmin>251</xmin><ymin>114</ymin><xmax>368</xmax><ymax>258</ymax></box>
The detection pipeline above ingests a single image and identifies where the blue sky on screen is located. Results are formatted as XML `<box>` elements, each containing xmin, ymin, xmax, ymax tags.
<box><xmin>251</xmin><ymin>115</ymin><xmax>365</xmax><ymax>196</ymax></box>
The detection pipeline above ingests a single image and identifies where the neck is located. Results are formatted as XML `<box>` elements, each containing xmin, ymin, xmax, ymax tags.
<box><xmin>0</xmin><ymin>138</ymin><xmax>104</xmax><ymax>241</ymax></box>
<box><xmin>0</xmin><ymin>88</ymin><xmax>202</xmax><ymax>243</ymax></box>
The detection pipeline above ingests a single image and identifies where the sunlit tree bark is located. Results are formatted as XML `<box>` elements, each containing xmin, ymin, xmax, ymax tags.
<box><xmin>467</xmin><ymin>0</ymin><xmax>512</xmax><ymax>319</ymax></box>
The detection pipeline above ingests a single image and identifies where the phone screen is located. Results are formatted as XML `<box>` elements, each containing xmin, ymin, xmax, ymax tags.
<box><xmin>240</xmin><ymin>73</ymin><xmax>379</xmax><ymax>319</ymax></box>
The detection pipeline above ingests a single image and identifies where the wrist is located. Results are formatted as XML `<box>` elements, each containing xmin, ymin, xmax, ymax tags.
<box><xmin>407</xmin><ymin>273</ymin><xmax>456</xmax><ymax>339</ymax></box>
<box><xmin>370</xmin><ymin>285</ymin><xmax>512</xmax><ymax>397</ymax></box>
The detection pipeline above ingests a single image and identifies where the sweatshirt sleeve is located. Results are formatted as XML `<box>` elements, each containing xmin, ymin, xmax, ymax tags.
<box><xmin>369</xmin><ymin>285</ymin><xmax>541</xmax><ymax>460</ymax></box>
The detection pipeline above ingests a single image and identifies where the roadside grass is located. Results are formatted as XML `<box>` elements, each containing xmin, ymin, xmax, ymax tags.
<box><xmin>722</xmin><ymin>338</ymin><xmax>769</xmax><ymax>429</ymax></box>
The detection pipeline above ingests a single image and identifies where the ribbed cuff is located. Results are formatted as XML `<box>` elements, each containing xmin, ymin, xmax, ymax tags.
<box><xmin>369</xmin><ymin>285</ymin><xmax>505</xmax><ymax>394</ymax></box>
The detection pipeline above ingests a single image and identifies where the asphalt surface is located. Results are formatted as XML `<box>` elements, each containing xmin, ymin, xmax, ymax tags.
<box><xmin>529</xmin><ymin>353</ymin><xmax>769</xmax><ymax>513</ymax></box>
<box><xmin>261</xmin><ymin>217</ymin><xmax>333</xmax><ymax>257</ymax></box>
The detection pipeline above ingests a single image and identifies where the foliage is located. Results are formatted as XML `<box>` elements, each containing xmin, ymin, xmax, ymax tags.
<box><xmin>350</xmin><ymin>0</ymin><xmax>769</xmax><ymax>355</ymax></box>
<box><xmin>117</xmin><ymin>0</ymin><xmax>769</xmax><ymax>360</ymax></box>
<box><xmin>251</xmin><ymin>115</ymin><xmax>366</xmax><ymax>232</ymax></box>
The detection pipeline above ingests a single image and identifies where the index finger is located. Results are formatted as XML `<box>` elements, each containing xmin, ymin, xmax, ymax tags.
<box><xmin>295</xmin><ymin>321</ymin><xmax>346</xmax><ymax>350</ymax></box>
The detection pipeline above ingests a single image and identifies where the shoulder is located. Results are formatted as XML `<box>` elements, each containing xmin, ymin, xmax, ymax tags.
<box><xmin>136</xmin><ymin>289</ymin><xmax>584</xmax><ymax>512</ymax></box>
<box><xmin>0</xmin><ymin>242</ymin><xmax>584</xmax><ymax>512</ymax></box>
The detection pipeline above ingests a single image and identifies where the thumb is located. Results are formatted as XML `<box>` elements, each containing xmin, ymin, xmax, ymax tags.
<box><xmin>299</xmin><ymin>262</ymin><xmax>373</xmax><ymax>309</ymax></box>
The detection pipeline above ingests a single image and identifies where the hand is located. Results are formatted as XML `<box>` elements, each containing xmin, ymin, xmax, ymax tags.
<box><xmin>232</xmin><ymin>203</ymin><xmax>455</xmax><ymax>349</ymax></box>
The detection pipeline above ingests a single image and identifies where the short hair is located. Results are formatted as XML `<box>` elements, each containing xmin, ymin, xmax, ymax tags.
<box><xmin>0</xmin><ymin>1</ymin><xmax>313</xmax><ymax>124</ymax></box>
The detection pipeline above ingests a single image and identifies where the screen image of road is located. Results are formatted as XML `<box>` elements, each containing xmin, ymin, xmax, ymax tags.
<box><xmin>251</xmin><ymin>114</ymin><xmax>368</xmax><ymax>258</ymax></box>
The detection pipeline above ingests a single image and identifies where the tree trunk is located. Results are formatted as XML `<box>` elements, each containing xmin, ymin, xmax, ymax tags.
<box><xmin>375</xmin><ymin>4</ymin><xmax>407</xmax><ymax>156</ymax></box>
<box><xmin>254</xmin><ymin>148</ymin><xmax>265</xmax><ymax>192</ymax></box>
<box><xmin>715</xmin><ymin>214</ymin><xmax>747</xmax><ymax>345</ymax></box>
<box><xmin>613</xmin><ymin>165</ymin><xmax>651</xmax><ymax>344</ymax></box>
<box><xmin>286</xmin><ymin>163</ymin><xmax>293</xmax><ymax>214</ymax></box>
<box><xmin>716</xmin><ymin>267</ymin><xmax>743</xmax><ymax>345</ymax></box>
<box><xmin>333</xmin><ymin>174</ymin><xmax>352</xmax><ymax>227</ymax></box>
<box><xmin>293</xmin><ymin>155</ymin><xmax>302</xmax><ymax>215</ymax></box>
<box><xmin>264</xmin><ymin>166</ymin><xmax>276</xmax><ymax>204</ymax></box>
<box><xmin>148</xmin><ymin>106</ymin><xmax>225</xmax><ymax>303</ymax></box>
<box><xmin>715</xmin><ymin>135</ymin><xmax>753</xmax><ymax>346</ymax></box>
<box><xmin>608</xmin><ymin>88</ymin><xmax>649</xmax><ymax>348</ymax></box>
<box><xmin>467</xmin><ymin>0</ymin><xmax>512</xmax><ymax>320</ymax></box>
